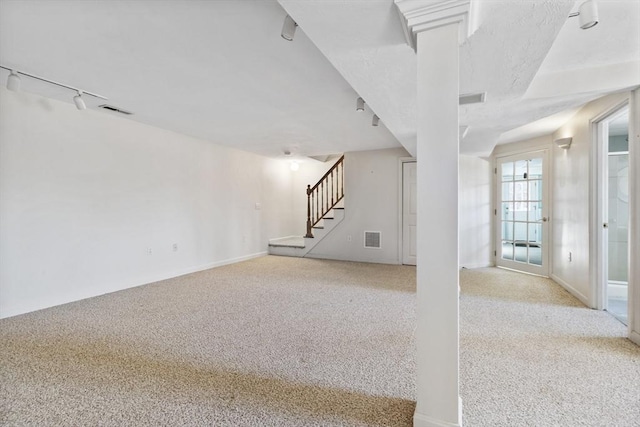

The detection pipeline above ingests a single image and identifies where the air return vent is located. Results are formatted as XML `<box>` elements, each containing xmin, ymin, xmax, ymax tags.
<box><xmin>459</xmin><ymin>92</ymin><xmax>486</xmax><ymax>105</ymax></box>
<box><xmin>98</xmin><ymin>104</ymin><xmax>133</xmax><ymax>115</ymax></box>
<box><xmin>364</xmin><ymin>231</ymin><xmax>381</xmax><ymax>249</ymax></box>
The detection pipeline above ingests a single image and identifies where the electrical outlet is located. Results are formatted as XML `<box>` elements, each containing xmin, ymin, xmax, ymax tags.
<box><xmin>568</xmin><ymin>251</ymin><xmax>572</xmax><ymax>262</ymax></box>
<box><xmin>255</xmin><ymin>202</ymin><xmax>261</xmax><ymax>210</ymax></box>
<box><xmin>172</xmin><ymin>243</ymin><xmax>178</xmax><ymax>252</ymax></box>
<box><xmin>347</xmin><ymin>235</ymin><xmax>352</xmax><ymax>242</ymax></box>
<box><xmin>147</xmin><ymin>248</ymin><xmax>152</xmax><ymax>255</ymax></box>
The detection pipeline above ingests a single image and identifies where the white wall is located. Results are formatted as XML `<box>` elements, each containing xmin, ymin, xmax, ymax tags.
<box><xmin>459</xmin><ymin>155</ymin><xmax>492</xmax><ymax>268</ymax></box>
<box><xmin>0</xmin><ymin>88</ymin><xmax>295</xmax><ymax>318</ymax></box>
<box><xmin>306</xmin><ymin>147</ymin><xmax>409</xmax><ymax>264</ymax></box>
<box><xmin>552</xmin><ymin>92</ymin><xmax>630</xmax><ymax>306</ymax></box>
<box><xmin>304</xmin><ymin>148</ymin><xmax>492</xmax><ymax>267</ymax></box>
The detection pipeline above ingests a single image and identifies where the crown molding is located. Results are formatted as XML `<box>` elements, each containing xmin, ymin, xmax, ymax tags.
<box><xmin>394</xmin><ymin>0</ymin><xmax>477</xmax><ymax>51</ymax></box>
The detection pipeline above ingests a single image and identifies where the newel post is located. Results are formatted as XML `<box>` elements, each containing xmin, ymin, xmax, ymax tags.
<box><xmin>305</xmin><ymin>185</ymin><xmax>314</xmax><ymax>238</ymax></box>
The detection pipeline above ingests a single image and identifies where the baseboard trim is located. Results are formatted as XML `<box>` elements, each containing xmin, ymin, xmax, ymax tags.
<box><xmin>550</xmin><ymin>274</ymin><xmax>590</xmax><ymax>307</ymax></box>
<box><xmin>413</xmin><ymin>412</ymin><xmax>461</xmax><ymax>427</ymax></box>
<box><xmin>0</xmin><ymin>251</ymin><xmax>268</xmax><ymax>319</ymax></box>
<box><xmin>630</xmin><ymin>330</ymin><xmax>640</xmax><ymax>347</ymax></box>
<box><xmin>460</xmin><ymin>262</ymin><xmax>493</xmax><ymax>269</ymax></box>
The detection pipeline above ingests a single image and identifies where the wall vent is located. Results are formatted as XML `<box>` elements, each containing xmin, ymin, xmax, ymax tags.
<box><xmin>364</xmin><ymin>231</ymin><xmax>381</xmax><ymax>249</ymax></box>
<box><xmin>98</xmin><ymin>104</ymin><xmax>133</xmax><ymax>115</ymax></box>
<box><xmin>459</xmin><ymin>92</ymin><xmax>486</xmax><ymax>105</ymax></box>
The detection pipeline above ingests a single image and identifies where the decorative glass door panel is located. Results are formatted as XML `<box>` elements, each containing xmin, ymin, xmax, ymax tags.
<box><xmin>496</xmin><ymin>151</ymin><xmax>548</xmax><ymax>276</ymax></box>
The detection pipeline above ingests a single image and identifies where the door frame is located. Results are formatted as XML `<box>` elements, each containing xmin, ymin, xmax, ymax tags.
<box><xmin>494</xmin><ymin>149</ymin><xmax>550</xmax><ymax>276</ymax></box>
<box><xmin>398</xmin><ymin>157</ymin><xmax>416</xmax><ymax>265</ymax></box>
<box><xmin>590</xmin><ymin>101</ymin><xmax>629</xmax><ymax>311</ymax></box>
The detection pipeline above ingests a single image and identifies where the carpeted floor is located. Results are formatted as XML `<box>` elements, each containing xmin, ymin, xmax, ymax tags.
<box><xmin>460</xmin><ymin>267</ymin><xmax>640</xmax><ymax>427</ymax></box>
<box><xmin>0</xmin><ymin>256</ymin><xmax>417</xmax><ymax>426</ymax></box>
<box><xmin>1</xmin><ymin>256</ymin><xmax>639</xmax><ymax>426</ymax></box>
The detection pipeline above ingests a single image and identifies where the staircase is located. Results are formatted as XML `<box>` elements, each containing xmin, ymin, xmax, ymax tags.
<box><xmin>269</xmin><ymin>155</ymin><xmax>344</xmax><ymax>257</ymax></box>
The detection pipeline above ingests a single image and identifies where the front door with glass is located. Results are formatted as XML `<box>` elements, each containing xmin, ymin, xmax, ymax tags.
<box><xmin>496</xmin><ymin>151</ymin><xmax>549</xmax><ymax>276</ymax></box>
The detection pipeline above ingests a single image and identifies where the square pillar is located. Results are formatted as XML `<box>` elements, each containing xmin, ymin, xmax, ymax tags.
<box><xmin>414</xmin><ymin>23</ymin><xmax>461</xmax><ymax>427</ymax></box>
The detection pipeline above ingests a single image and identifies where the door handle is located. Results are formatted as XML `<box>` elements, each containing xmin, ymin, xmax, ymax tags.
<box><xmin>603</xmin><ymin>223</ymin><xmax>608</xmax><ymax>228</ymax></box>
<box><xmin>542</xmin><ymin>217</ymin><xmax>548</xmax><ymax>222</ymax></box>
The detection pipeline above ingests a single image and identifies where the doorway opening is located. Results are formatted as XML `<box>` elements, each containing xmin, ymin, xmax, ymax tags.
<box><xmin>597</xmin><ymin>107</ymin><xmax>630</xmax><ymax>325</ymax></box>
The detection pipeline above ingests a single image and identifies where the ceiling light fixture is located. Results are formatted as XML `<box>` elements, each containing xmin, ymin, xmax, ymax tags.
<box><xmin>6</xmin><ymin>70</ymin><xmax>21</xmax><ymax>91</ymax></box>
<box><xmin>0</xmin><ymin>64</ymin><xmax>107</xmax><ymax>107</ymax></box>
<box><xmin>568</xmin><ymin>0</ymin><xmax>599</xmax><ymax>29</ymax></box>
<box><xmin>281</xmin><ymin>15</ymin><xmax>298</xmax><ymax>41</ymax></box>
<box><xmin>73</xmin><ymin>91</ymin><xmax>87</xmax><ymax>110</ymax></box>
<box><xmin>290</xmin><ymin>161</ymin><xmax>300</xmax><ymax>171</ymax></box>
<box><xmin>356</xmin><ymin>97</ymin><xmax>365</xmax><ymax>112</ymax></box>
<box><xmin>372</xmin><ymin>114</ymin><xmax>380</xmax><ymax>127</ymax></box>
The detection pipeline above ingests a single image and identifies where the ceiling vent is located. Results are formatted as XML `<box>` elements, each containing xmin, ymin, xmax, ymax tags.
<box><xmin>364</xmin><ymin>231</ymin><xmax>381</xmax><ymax>249</ymax></box>
<box><xmin>459</xmin><ymin>92</ymin><xmax>486</xmax><ymax>105</ymax></box>
<box><xmin>98</xmin><ymin>104</ymin><xmax>133</xmax><ymax>115</ymax></box>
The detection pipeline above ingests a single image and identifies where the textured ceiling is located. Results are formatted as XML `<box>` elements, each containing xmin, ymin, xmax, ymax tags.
<box><xmin>280</xmin><ymin>0</ymin><xmax>640</xmax><ymax>156</ymax></box>
<box><xmin>0</xmin><ymin>0</ymin><xmax>401</xmax><ymax>160</ymax></box>
<box><xmin>1</xmin><ymin>0</ymin><xmax>639</xmax><ymax>159</ymax></box>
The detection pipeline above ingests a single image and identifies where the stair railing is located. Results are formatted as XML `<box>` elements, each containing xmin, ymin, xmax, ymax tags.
<box><xmin>305</xmin><ymin>155</ymin><xmax>344</xmax><ymax>238</ymax></box>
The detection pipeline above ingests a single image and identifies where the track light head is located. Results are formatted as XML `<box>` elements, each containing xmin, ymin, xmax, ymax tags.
<box><xmin>372</xmin><ymin>114</ymin><xmax>379</xmax><ymax>127</ymax></box>
<box><xmin>7</xmin><ymin>70</ymin><xmax>20</xmax><ymax>91</ymax></box>
<box><xmin>356</xmin><ymin>97</ymin><xmax>365</xmax><ymax>112</ymax></box>
<box><xmin>578</xmin><ymin>0</ymin><xmax>598</xmax><ymax>29</ymax></box>
<box><xmin>74</xmin><ymin>91</ymin><xmax>86</xmax><ymax>110</ymax></box>
<box><xmin>569</xmin><ymin>0</ymin><xmax>599</xmax><ymax>29</ymax></box>
<box><xmin>281</xmin><ymin>15</ymin><xmax>298</xmax><ymax>41</ymax></box>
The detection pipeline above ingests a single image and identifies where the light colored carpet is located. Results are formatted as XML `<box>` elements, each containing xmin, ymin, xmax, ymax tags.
<box><xmin>1</xmin><ymin>257</ymin><xmax>639</xmax><ymax>426</ymax></box>
<box><xmin>0</xmin><ymin>256</ymin><xmax>417</xmax><ymax>426</ymax></box>
<box><xmin>460</xmin><ymin>267</ymin><xmax>640</xmax><ymax>427</ymax></box>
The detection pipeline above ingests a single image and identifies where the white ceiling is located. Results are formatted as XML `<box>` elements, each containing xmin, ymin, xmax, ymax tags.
<box><xmin>1</xmin><ymin>0</ymin><xmax>639</xmax><ymax>159</ymax></box>
<box><xmin>0</xmin><ymin>0</ymin><xmax>401</xmax><ymax>159</ymax></box>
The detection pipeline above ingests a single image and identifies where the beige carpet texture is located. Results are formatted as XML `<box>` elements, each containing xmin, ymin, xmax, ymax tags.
<box><xmin>1</xmin><ymin>256</ymin><xmax>639</xmax><ymax>426</ymax></box>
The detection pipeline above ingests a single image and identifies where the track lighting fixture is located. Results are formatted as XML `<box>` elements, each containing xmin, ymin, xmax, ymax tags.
<box><xmin>372</xmin><ymin>114</ymin><xmax>379</xmax><ymax>127</ymax></box>
<box><xmin>1</xmin><ymin>65</ymin><xmax>107</xmax><ymax>109</ymax></box>
<box><xmin>6</xmin><ymin>70</ymin><xmax>20</xmax><ymax>91</ymax></box>
<box><xmin>568</xmin><ymin>0</ymin><xmax>599</xmax><ymax>29</ymax></box>
<box><xmin>356</xmin><ymin>97</ymin><xmax>365</xmax><ymax>112</ymax></box>
<box><xmin>281</xmin><ymin>15</ymin><xmax>298</xmax><ymax>41</ymax></box>
<box><xmin>73</xmin><ymin>91</ymin><xmax>86</xmax><ymax>110</ymax></box>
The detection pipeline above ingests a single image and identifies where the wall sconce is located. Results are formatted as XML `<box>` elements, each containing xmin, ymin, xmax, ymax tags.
<box><xmin>554</xmin><ymin>137</ymin><xmax>572</xmax><ymax>149</ymax></box>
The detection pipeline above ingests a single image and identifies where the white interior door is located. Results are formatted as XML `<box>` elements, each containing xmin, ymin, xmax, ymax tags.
<box><xmin>495</xmin><ymin>151</ymin><xmax>549</xmax><ymax>276</ymax></box>
<box><xmin>403</xmin><ymin>161</ymin><xmax>417</xmax><ymax>265</ymax></box>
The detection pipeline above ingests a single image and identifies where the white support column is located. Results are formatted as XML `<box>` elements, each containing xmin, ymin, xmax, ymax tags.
<box><xmin>414</xmin><ymin>23</ymin><xmax>461</xmax><ymax>427</ymax></box>
<box><xmin>394</xmin><ymin>1</ymin><xmax>475</xmax><ymax>426</ymax></box>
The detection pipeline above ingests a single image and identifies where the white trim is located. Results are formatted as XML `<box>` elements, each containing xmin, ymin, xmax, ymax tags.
<box><xmin>0</xmin><ymin>251</ymin><xmax>268</xmax><ymax>319</ymax></box>
<box><xmin>551</xmin><ymin>273</ymin><xmax>590</xmax><ymax>307</ymax></box>
<box><xmin>394</xmin><ymin>0</ymin><xmax>474</xmax><ymax>50</ymax></box>
<box><xmin>414</xmin><ymin>400</ymin><xmax>462</xmax><ymax>427</ymax></box>
<box><xmin>628</xmin><ymin>88</ymin><xmax>640</xmax><ymax>343</ymax></box>
<box><xmin>460</xmin><ymin>262</ymin><xmax>493</xmax><ymax>269</ymax></box>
